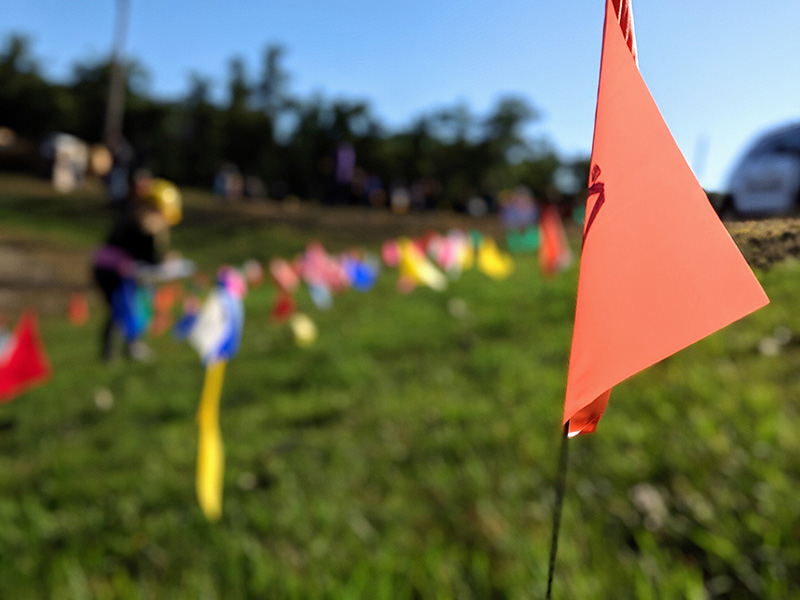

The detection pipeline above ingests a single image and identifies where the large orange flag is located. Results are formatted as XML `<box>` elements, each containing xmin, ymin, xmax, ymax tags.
<box><xmin>563</xmin><ymin>0</ymin><xmax>769</xmax><ymax>436</ymax></box>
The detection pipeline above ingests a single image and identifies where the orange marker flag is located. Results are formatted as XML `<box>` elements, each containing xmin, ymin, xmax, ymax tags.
<box><xmin>538</xmin><ymin>205</ymin><xmax>572</xmax><ymax>277</ymax></box>
<box><xmin>563</xmin><ymin>0</ymin><xmax>768</xmax><ymax>437</ymax></box>
<box><xmin>68</xmin><ymin>292</ymin><xmax>89</xmax><ymax>326</ymax></box>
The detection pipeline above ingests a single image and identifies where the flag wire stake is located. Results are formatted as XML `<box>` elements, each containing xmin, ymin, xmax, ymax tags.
<box><xmin>545</xmin><ymin>421</ymin><xmax>570</xmax><ymax>599</ymax></box>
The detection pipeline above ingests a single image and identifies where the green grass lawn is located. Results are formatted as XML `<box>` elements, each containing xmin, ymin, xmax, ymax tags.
<box><xmin>0</xmin><ymin>174</ymin><xmax>798</xmax><ymax>599</ymax></box>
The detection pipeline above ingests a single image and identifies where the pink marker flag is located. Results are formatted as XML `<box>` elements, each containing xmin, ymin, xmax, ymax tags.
<box><xmin>563</xmin><ymin>0</ymin><xmax>769</xmax><ymax>437</ymax></box>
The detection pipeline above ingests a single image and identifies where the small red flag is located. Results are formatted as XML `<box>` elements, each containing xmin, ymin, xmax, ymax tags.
<box><xmin>68</xmin><ymin>292</ymin><xmax>89</xmax><ymax>326</ymax></box>
<box><xmin>0</xmin><ymin>312</ymin><xmax>52</xmax><ymax>402</ymax></box>
<box><xmin>563</xmin><ymin>0</ymin><xmax>768</xmax><ymax>436</ymax></box>
<box><xmin>151</xmin><ymin>283</ymin><xmax>183</xmax><ymax>336</ymax></box>
<box><xmin>269</xmin><ymin>292</ymin><xmax>296</xmax><ymax>324</ymax></box>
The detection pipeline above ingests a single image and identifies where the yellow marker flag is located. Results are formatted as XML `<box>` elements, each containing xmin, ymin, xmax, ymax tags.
<box><xmin>289</xmin><ymin>312</ymin><xmax>318</xmax><ymax>347</ymax></box>
<box><xmin>196</xmin><ymin>359</ymin><xmax>227</xmax><ymax>521</ymax></box>
<box><xmin>398</xmin><ymin>238</ymin><xmax>447</xmax><ymax>291</ymax></box>
<box><xmin>477</xmin><ymin>237</ymin><xmax>514</xmax><ymax>280</ymax></box>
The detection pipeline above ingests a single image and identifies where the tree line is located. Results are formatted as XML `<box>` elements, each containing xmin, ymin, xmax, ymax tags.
<box><xmin>0</xmin><ymin>34</ymin><xmax>589</xmax><ymax>209</ymax></box>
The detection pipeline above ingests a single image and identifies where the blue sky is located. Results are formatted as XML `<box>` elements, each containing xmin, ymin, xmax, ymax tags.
<box><xmin>4</xmin><ymin>0</ymin><xmax>800</xmax><ymax>191</ymax></box>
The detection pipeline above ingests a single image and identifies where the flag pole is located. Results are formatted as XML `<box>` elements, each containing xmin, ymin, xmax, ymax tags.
<box><xmin>545</xmin><ymin>421</ymin><xmax>570</xmax><ymax>599</ymax></box>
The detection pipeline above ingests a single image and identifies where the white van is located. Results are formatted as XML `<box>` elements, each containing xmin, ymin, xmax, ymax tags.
<box><xmin>723</xmin><ymin>122</ymin><xmax>800</xmax><ymax>218</ymax></box>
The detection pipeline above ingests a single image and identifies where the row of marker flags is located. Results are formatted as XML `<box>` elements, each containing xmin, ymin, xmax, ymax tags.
<box><xmin>0</xmin><ymin>217</ymin><xmax>570</xmax><ymax>521</ymax></box>
<box><xmin>175</xmin><ymin>224</ymin><xmax>571</xmax><ymax>522</ymax></box>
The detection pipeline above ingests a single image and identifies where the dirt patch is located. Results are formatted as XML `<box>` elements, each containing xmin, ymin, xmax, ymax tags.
<box><xmin>0</xmin><ymin>232</ymin><xmax>92</xmax><ymax>317</ymax></box>
<box><xmin>726</xmin><ymin>218</ymin><xmax>800</xmax><ymax>270</ymax></box>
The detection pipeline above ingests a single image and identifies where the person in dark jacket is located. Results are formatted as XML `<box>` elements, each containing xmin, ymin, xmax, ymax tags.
<box><xmin>92</xmin><ymin>177</ymin><xmax>183</xmax><ymax>361</ymax></box>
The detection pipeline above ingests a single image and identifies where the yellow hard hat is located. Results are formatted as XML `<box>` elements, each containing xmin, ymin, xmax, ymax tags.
<box><xmin>142</xmin><ymin>178</ymin><xmax>182</xmax><ymax>226</ymax></box>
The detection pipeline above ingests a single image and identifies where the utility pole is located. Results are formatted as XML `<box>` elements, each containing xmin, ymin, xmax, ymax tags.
<box><xmin>104</xmin><ymin>0</ymin><xmax>130</xmax><ymax>148</ymax></box>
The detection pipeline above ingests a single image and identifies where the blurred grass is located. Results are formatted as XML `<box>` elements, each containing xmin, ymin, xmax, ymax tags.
<box><xmin>0</xmin><ymin>174</ymin><xmax>799</xmax><ymax>598</ymax></box>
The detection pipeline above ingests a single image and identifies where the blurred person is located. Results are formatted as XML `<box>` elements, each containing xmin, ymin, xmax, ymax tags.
<box><xmin>91</xmin><ymin>176</ymin><xmax>190</xmax><ymax>361</ymax></box>
<box><xmin>500</xmin><ymin>186</ymin><xmax>538</xmax><ymax>230</ymax></box>
<box><xmin>501</xmin><ymin>186</ymin><xmax>541</xmax><ymax>252</ymax></box>
<box><xmin>213</xmin><ymin>163</ymin><xmax>243</xmax><ymax>200</ymax></box>
<box><xmin>39</xmin><ymin>132</ymin><xmax>90</xmax><ymax>193</ymax></box>
<box><xmin>104</xmin><ymin>136</ymin><xmax>135</xmax><ymax>207</ymax></box>
<box><xmin>364</xmin><ymin>173</ymin><xmax>387</xmax><ymax>208</ymax></box>
<box><xmin>333</xmin><ymin>142</ymin><xmax>356</xmax><ymax>203</ymax></box>
<box><xmin>390</xmin><ymin>185</ymin><xmax>411</xmax><ymax>214</ymax></box>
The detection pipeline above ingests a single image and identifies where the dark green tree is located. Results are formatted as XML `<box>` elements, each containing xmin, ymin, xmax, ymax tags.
<box><xmin>0</xmin><ymin>35</ymin><xmax>64</xmax><ymax>138</ymax></box>
<box><xmin>175</xmin><ymin>75</ymin><xmax>223</xmax><ymax>184</ymax></box>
